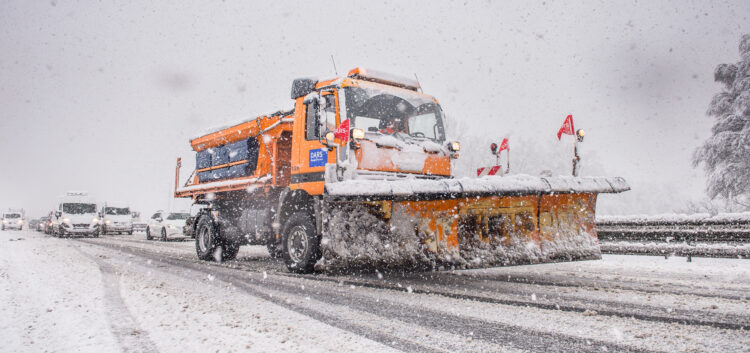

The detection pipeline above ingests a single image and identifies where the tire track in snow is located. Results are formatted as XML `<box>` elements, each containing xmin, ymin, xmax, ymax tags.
<box><xmin>75</xmin><ymin>249</ymin><xmax>161</xmax><ymax>353</ymax></box>
<box><xmin>292</xmin><ymin>272</ymin><xmax>750</xmax><ymax>331</ymax></box>
<box><xmin>80</xmin><ymin>237</ymin><xmax>750</xmax><ymax>331</ymax></box>
<box><xmin>77</xmin><ymin>239</ymin><xmax>657</xmax><ymax>353</ymax></box>
<box><xmin>457</xmin><ymin>271</ymin><xmax>748</xmax><ymax>301</ymax></box>
<box><xmin>76</xmin><ymin>241</ymin><xmax>445</xmax><ymax>353</ymax></box>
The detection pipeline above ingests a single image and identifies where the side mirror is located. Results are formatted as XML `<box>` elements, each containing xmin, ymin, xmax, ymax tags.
<box><xmin>55</xmin><ymin>211</ymin><xmax>61</xmax><ymax>218</ymax></box>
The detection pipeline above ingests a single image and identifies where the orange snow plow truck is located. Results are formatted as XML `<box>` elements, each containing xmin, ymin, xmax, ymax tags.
<box><xmin>175</xmin><ymin>68</ymin><xmax>629</xmax><ymax>273</ymax></box>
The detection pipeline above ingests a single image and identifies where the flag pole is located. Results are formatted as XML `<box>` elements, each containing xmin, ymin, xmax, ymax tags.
<box><xmin>572</xmin><ymin>137</ymin><xmax>579</xmax><ymax>176</ymax></box>
<box><xmin>506</xmin><ymin>148</ymin><xmax>510</xmax><ymax>174</ymax></box>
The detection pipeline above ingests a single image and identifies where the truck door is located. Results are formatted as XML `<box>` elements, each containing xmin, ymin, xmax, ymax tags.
<box><xmin>290</xmin><ymin>90</ymin><xmax>339</xmax><ymax>195</ymax></box>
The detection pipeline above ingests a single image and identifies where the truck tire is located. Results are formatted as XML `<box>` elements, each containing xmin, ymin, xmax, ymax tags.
<box><xmin>281</xmin><ymin>212</ymin><xmax>320</xmax><ymax>273</ymax></box>
<box><xmin>146</xmin><ymin>227</ymin><xmax>153</xmax><ymax>240</ymax></box>
<box><xmin>195</xmin><ymin>216</ymin><xmax>219</xmax><ymax>261</ymax></box>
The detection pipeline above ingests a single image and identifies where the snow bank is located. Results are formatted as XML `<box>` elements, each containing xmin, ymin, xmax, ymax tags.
<box><xmin>598</xmin><ymin>212</ymin><xmax>750</xmax><ymax>224</ymax></box>
<box><xmin>600</xmin><ymin>241</ymin><xmax>750</xmax><ymax>258</ymax></box>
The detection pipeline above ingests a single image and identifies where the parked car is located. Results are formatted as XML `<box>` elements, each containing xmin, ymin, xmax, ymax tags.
<box><xmin>1</xmin><ymin>211</ymin><xmax>24</xmax><ymax>230</ymax></box>
<box><xmin>146</xmin><ymin>211</ymin><xmax>190</xmax><ymax>241</ymax></box>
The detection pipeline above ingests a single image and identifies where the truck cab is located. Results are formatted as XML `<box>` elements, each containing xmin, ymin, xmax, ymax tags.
<box><xmin>99</xmin><ymin>203</ymin><xmax>133</xmax><ymax>235</ymax></box>
<box><xmin>54</xmin><ymin>192</ymin><xmax>100</xmax><ymax>237</ymax></box>
<box><xmin>1</xmin><ymin>211</ymin><xmax>24</xmax><ymax>230</ymax></box>
<box><xmin>287</xmin><ymin>68</ymin><xmax>458</xmax><ymax>196</ymax></box>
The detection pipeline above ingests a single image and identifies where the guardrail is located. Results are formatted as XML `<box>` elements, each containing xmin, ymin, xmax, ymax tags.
<box><xmin>595</xmin><ymin>213</ymin><xmax>750</xmax><ymax>258</ymax></box>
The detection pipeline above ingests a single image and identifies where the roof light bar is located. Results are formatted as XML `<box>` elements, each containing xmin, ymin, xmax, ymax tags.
<box><xmin>347</xmin><ymin>67</ymin><xmax>420</xmax><ymax>91</ymax></box>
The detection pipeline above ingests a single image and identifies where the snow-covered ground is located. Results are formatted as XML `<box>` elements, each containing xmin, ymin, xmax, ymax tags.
<box><xmin>1</xmin><ymin>229</ymin><xmax>749</xmax><ymax>352</ymax></box>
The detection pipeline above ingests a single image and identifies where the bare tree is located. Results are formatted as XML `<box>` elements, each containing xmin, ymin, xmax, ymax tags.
<box><xmin>693</xmin><ymin>34</ymin><xmax>750</xmax><ymax>209</ymax></box>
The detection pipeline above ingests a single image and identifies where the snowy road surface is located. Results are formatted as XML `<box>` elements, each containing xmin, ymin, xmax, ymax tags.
<box><xmin>1</xmin><ymin>230</ymin><xmax>749</xmax><ymax>353</ymax></box>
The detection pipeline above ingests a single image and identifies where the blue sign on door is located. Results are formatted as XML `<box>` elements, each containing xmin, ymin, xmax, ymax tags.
<box><xmin>309</xmin><ymin>148</ymin><xmax>327</xmax><ymax>167</ymax></box>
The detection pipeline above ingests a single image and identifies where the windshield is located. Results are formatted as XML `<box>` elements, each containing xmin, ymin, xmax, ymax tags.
<box><xmin>344</xmin><ymin>86</ymin><xmax>446</xmax><ymax>142</ymax></box>
<box><xmin>4</xmin><ymin>214</ymin><xmax>21</xmax><ymax>219</ymax></box>
<box><xmin>167</xmin><ymin>213</ymin><xmax>189</xmax><ymax>220</ymax></box>
<box><xmin>105</xmin><ymin>207</ymin><xmax>130</xmax><ymax>215</ymax></box>
<box><xmin>62</xmin><ymin>203</ymin><xmax>97</xmax><ymax>214</ymax></box>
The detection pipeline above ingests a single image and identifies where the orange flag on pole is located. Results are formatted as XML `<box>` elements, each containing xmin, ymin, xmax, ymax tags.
<box><xmin>557</xmin><ymin>115</ymin><xmax>575</xmax><ymax>140</ymax></box>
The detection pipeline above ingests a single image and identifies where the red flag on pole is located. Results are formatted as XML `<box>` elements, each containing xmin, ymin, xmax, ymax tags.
<box><xmin>557</xmin><ymin>115</ymin><xmax>575</xmax><ymax>140</ymax></box>
<box><xmin>334</xmin><ymin>119</ymin><xmax>350</xmax><ymax>142</ymax></box>
<box><xmin>498</xmin><ymin>138</ymin><xmax>509</xmax><ymax>152</ymax></box>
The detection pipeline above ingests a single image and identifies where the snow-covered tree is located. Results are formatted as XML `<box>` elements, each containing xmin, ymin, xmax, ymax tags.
<box><xmin>693</xmin><ymin>34</ymin><xmax>750</xmax><ymax>209</ymax></box>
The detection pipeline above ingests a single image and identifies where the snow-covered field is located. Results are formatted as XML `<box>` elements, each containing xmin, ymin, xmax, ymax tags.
<box><xmin>1</xmin><ymin>229</ymin><xmax>749</xmax><ymax>352</ymax></box>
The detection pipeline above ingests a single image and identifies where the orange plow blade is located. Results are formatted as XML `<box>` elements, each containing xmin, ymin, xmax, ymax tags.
<box><xmin>319</xmin><ymin>175</ymin><xmax>628</xmax><ymax>271</ymax></box>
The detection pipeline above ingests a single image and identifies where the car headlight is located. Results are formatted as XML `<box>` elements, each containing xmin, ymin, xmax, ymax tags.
<box><xmin>104</xmin><ymin>219</ymin><xmax>110</xmax><ymax>224</ymax></box>
<box><xmin>18</xmin><ymin>220</ymin><xmax>23</xmax><ymax>224</ymax></box>
<box><xmin>62</xmin><ymin>218</ymin><xmax>70</xmax><ymax>223</ymax></box>
<box><xmin>2</xmin><ymin>220</ymin><xmax>7</xmax><ymax>224</ymax></box>
<box><xmin>93</xmin><ymin>218</ymin><xmax>100</xmax><ymax>224</ymax></box>
<box><xmin>167</xmin><ymin>225</ymin><xmax>175</xmax><ymax>229</ymax></box>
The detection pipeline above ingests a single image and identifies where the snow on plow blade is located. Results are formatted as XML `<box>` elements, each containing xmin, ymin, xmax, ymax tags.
<box><xmin>319</xmin><ymin>175</ymin><xmax>629</xmax><ymax>270</ymax></box>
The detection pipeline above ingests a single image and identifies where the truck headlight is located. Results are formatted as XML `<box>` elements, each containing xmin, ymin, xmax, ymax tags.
<box><xmin>62</xmin><ymin>218</ymin><xmax>70</xmax><ymax>223</ymax></box>
<box><xmin>448</xmin><ymin>141</ymin><xmax>461</xmax><ymax>152</ymax></box>
<box><xmin>2</xmin><ymin>220</ymin><xmax>6</xmax><ymax>224</ymax></box>
<box><xmin>351</xmin><ymin>128</ymin><xmax>365</xmax><ymax>140</ymax></box>
<box><xmin>18</xmin><ymin>220</ymin><xmax>23</xmax><ymax>224</ymax></box>
<box><xmin>104</xmin><ymin>219</ymin><xmax>110</xmax><ymax>224</ymax></box>
<box><xmin>93</xmin><ymin>218</ymin><xmax>100</xmax><ymax>224</ymax></box>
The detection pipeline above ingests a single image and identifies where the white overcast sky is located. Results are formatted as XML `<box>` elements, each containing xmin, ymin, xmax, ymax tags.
<box><xmin>1</xmin><ymin>0</ymin><xmax>749</xmax><ymax>217</ymax></box>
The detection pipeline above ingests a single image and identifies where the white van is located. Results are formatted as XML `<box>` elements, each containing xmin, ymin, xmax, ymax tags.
<box><xmin>1</xmin><ymin>210</ymin><xmax>24</xmax><ymax>230</ymax></box>
<box><xmin>54</xmin><ymin>192</ymin><xmax>99</xmax><ymax>237</ymax></box>
<box><xmin>99</xmin><ymin>202</ymin><xmax>133</xmax><ymax>235</ymax></box>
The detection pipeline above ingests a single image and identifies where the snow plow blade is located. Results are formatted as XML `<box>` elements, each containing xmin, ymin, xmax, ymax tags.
<box><xmin>319</xmin><ymin>175</ymin><xmax>629</xmax><ymax>271</ymax></box>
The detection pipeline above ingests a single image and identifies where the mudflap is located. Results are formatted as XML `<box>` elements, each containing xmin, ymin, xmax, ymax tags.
<box><xmin>317</xmin><ymin>193</ymin><xmax>600</xmax><ymax>271</ymax></box>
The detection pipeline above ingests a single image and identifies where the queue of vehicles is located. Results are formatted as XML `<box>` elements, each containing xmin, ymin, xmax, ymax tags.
<box><xmin>3</xmin><ymin>192</ymin><xmax>194</xmax><ymax>241</ymax></box>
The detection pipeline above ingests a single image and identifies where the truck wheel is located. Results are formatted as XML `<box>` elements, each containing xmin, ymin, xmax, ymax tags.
<box><xmin>195</xmin><ymin>216</ymin><xmax>219</xmax><ymax>261</ymax></box>
<box><xmin>160</xmin><ymin>228</ymin><xmax>167</xmax><ymax>241</ymax></box>
<box><xmin>281</xmin><ymin>212</ymin><xmax>320</xmax><ymax>273</ymax></box>
<box><xmin>146</xmin><ymin>227</ymin><xmax>153</xmax><ymax>240</ymax></box>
